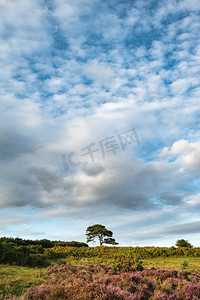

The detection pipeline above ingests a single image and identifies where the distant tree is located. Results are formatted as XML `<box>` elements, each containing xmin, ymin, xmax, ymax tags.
<box><xmin>175</xmin><ymin>239</ymin><xmax>193</xmax><ymax>248</ymax></box>
<box><xmin>86</xmin><ymin>224</ymin><xmax>118</xmax><ymax>247</ymax></box>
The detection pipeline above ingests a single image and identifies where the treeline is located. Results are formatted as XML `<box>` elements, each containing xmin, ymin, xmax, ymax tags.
<box><xmin>0</xmin><ymin>237</ymin><xmax>88</xmax><ymax>248</ymax></box>
<box><xmin>0</xmin><ymin>237</ymin><xmax>88</xmax><ymax>267</ymax></box>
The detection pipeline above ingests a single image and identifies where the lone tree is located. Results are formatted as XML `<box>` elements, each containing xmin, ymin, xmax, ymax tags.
<box><xmin>176</xmin><ymin>239</ymin><xmax>193</xmax><ymax>248</ymax></box>
<box><xmin>86</xmin><ymin>224</ymin><xmax>118</xmax><ymax>247</ymax></box>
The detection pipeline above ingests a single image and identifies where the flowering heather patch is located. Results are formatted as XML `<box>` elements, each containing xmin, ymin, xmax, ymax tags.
<box><xmin>21</xmin><ymin>263</ymin><xmax>200</xmax><ymax>300</ymax></box>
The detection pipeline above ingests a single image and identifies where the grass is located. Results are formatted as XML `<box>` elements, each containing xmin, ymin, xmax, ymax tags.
<box><xmin>0</xmin><ymin>265</ymin><xmax>45</xmax><ymax>297</ymax></box>
<box><xmin>51</xmin><ymin>255</ymin><xmax>200</xmax><ymax>271</ymax></box>
<box><xmin>0</xmin><ymin>256</ymin><xmax>200</xmax><ymax>298</ymax></box>
<box><xmin>142</xmin><ymin>256</ymin><xmax>200</xmax><ymax>270</ymax></box>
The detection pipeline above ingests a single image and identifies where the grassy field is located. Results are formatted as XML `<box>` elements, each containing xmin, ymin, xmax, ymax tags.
<box><xmin>1</xmin><ymin>255</ymin><xmax>200</xmax><ymax>298</ymax></box>
<box><xmin>142</xmin><ymin>256</ymin><xmax>200</xmax><ymax>270</ymax></box>
<box><xmin>52</xmin><ymin>255</ymin><xmax>200</xmax><ymax>271</ymax></box>
<box><xmin>0</xmin><ymin>265</ymin><xmax>45</xmax><ymax>297</ymax></box>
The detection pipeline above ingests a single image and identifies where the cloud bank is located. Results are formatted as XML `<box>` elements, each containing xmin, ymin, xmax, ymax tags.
<box><xmin>0</xmin><ymin>0</ymin><xmax>200</xmax><ymax>245</ymax></box>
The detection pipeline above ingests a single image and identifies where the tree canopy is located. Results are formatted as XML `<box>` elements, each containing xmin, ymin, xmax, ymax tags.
<box><xmin>175</xmin><ymin>239</ymin><xmax>193</xmax><ymax>248</ymax></box>
<box><xmin>86</xmin><ymin>224</ymin><xmax>118</xmax><ymax>247</ymax></box>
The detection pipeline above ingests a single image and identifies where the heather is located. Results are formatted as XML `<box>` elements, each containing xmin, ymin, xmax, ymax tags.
<box><xmin>1</xmin><ymin>239</ymin><xmax>200</xmax><ymax>298</ymax></box>
<box><xmin>22</xmin><ymin>263</ymin><xmax>200</xmax><ymax>300</ymax></box>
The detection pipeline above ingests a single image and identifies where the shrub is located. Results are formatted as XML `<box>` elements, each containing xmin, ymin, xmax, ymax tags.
<box><xmin>180</xmin><ymin>260</ymin><xmax>189</xmax><ymax>270</ymax></box>
<box><xmin>24</xmin><ymin>254</ymin><xmax>49</xmax><ymax>267</ymax></box>
<box><xmin>23</xmin><ymin>263</ymin><xmax>200</xmax><ymax>300</ymax></box>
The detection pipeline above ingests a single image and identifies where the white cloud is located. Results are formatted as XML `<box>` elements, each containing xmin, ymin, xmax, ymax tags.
<box><xmin>84</xmin><ymin>59</ymin><xmax>115</xmax><ymax>88</ymax></box>
<box><xmin>160</xmin><ymin>139</ymin><xmax>200</xmax><ymax>173</ymax></box>
<box><xmin>0</xmin><ymin>0</ymin><xmax>199</xmax><ymax>244</ymax></box>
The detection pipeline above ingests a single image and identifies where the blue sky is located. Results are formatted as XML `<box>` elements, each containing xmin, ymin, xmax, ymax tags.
<box><xmin>0</xmin><ymin>0</ymin><xmax>200</xmax><ymax>246</ymax></box>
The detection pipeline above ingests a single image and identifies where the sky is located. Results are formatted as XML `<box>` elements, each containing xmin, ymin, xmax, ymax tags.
<box><xmin>0</xmin><ymin>0</ymin><xmax>200</xmax><ymax>247</ymax></box>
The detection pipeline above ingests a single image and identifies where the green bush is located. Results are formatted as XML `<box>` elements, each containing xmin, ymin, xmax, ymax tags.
<box><xmin>24</xmin><ymin>254</ymin><xmax>49</xmax><ymax>267</ymax></box>
<box><xmin>180</xmin><ymin>260</ymin><xmax>189</xmax><ymax>270</ymax></box>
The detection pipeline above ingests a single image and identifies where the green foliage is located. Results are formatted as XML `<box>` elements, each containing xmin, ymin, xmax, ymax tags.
<box><xmin>0</xmin><ymin>243</ymin><xmax>49</xmax><ymax>267</ymax></box>
<box><xmin>24</xmin><ymin>254</ymin><xmax>49</xmax><ymax>268</ymax></box>
<box><xmin>47</xmin><ymin>245</ymin><xmax>200</xmax><ymax>265</ymax></box>
<box><xmin>0</xmin><ymin>237</ymin><xmax>88</xmax><ymax>268</ymax></box>
<box><xmin>0</xmin><ymin>237</ymin><xmax>88</xmax><ymax>248</ymax></box>
<box><xmin>104</xmin><ymin>238</ymin><xmax>119</xmax><ymax>245</ymax></box>
<box><xmin>135</xmin><ymin>259</ymin><xmax>144</xmax><ymax>271</ymax></box>
<box><xmin>44</xmin><ymin>248</ymin><xmax>66</xmax><ymax>259</ymax></box>
<box><xmin>26</xmin><ymin>245</ymin><xmax>44</xmax><ymax>254</ymax></box>
<box><xmin>180</xmin><ymin>260</ymin><xmax>189</xmax><ymax>270</ymax></box>
<box><xmin>0</xmin><ymin>235</ymin><xmax>200</xmax><ymax>270</ymax></box>
<box><xmin>111</xmin><ymin>256</ymin><xmax>143</xmax><ymax>272</ymax></box>
<box><xmin>56</xmin><ymin>241</ymin><xmax>88</xmax><ymax>247</ymax></box>
<box><xmin>176</xmin><ymin>239</ymin><xmax>193</xmax><ymax>248</ymax></box>
<box><xmin>86</xmin><ymin>224</ymin><xmax>118</xmax><ymax>246</ymax></box>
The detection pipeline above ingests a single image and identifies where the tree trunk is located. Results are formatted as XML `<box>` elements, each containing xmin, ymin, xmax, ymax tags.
<box><xmin>99</xmin><ymin>238</ymin><xmax>103</xmax><ymax>247</ymax></box>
